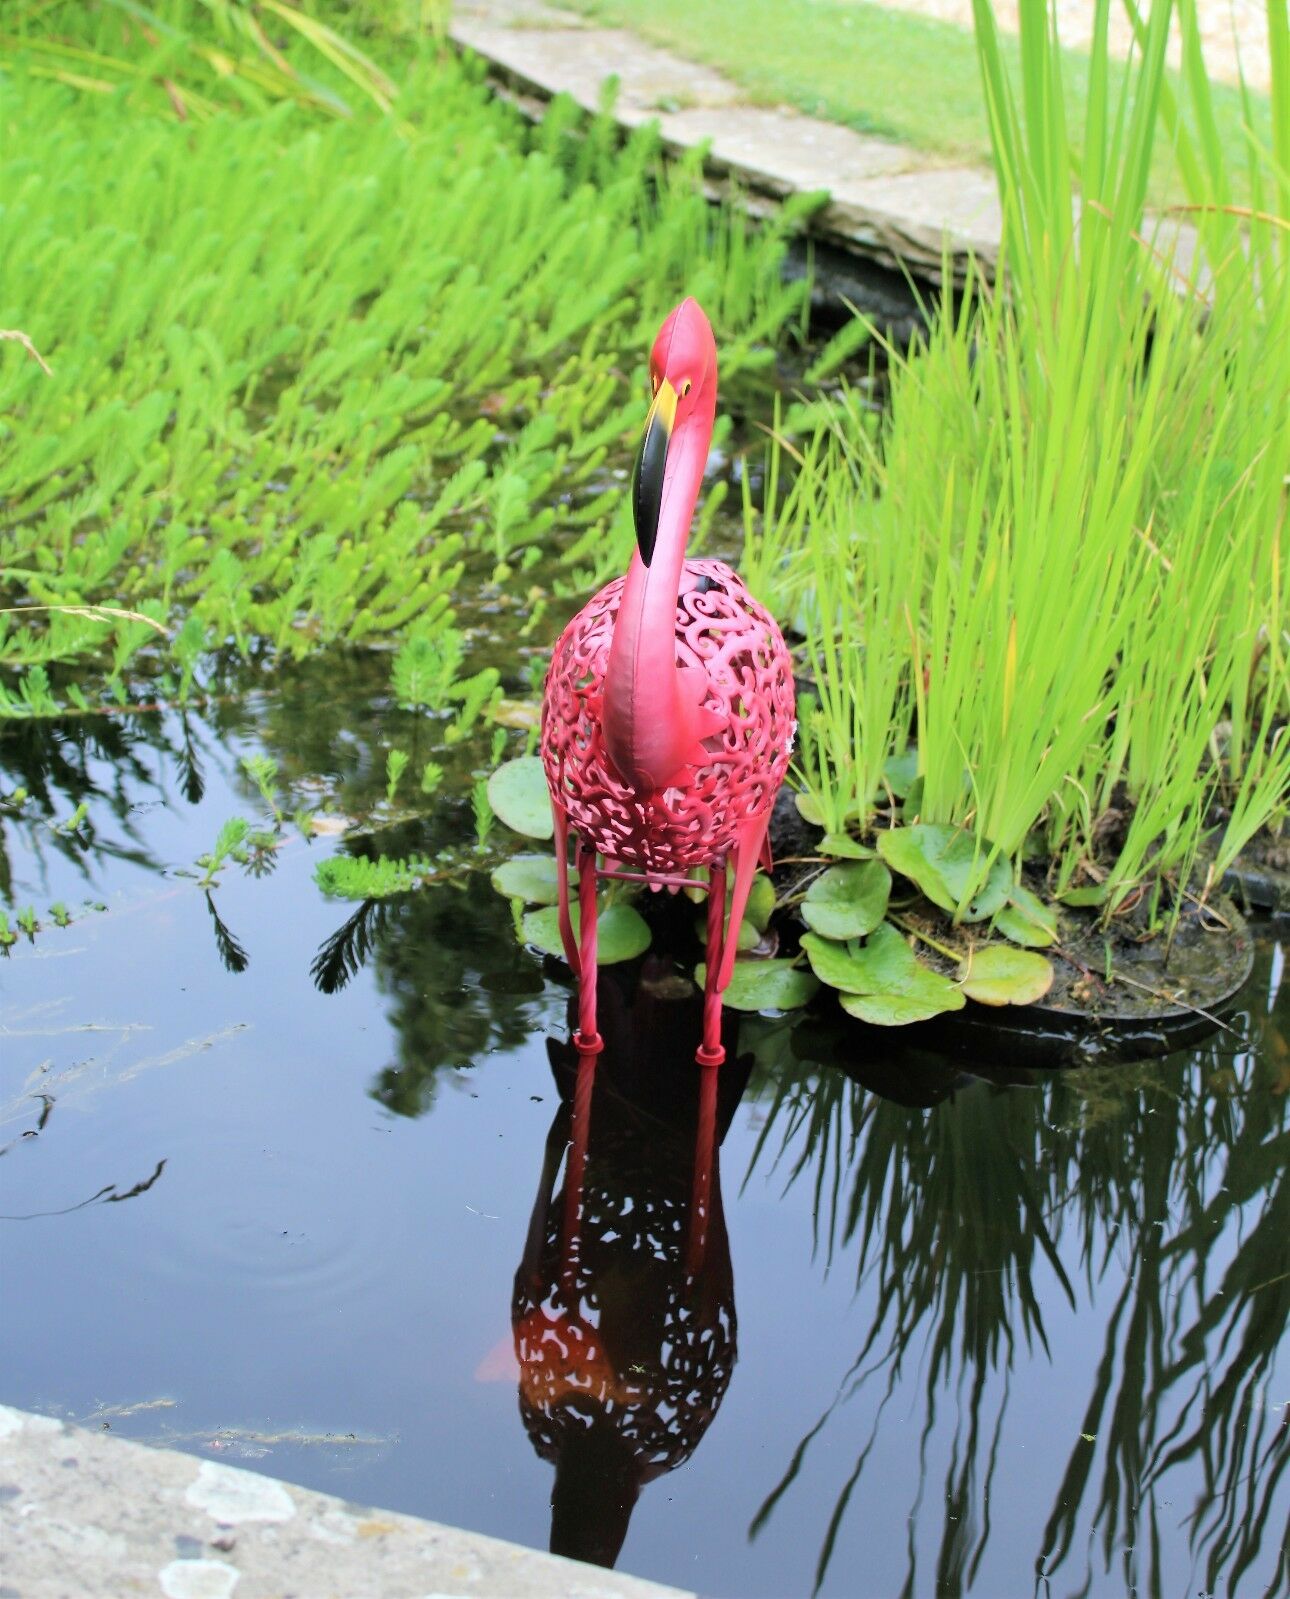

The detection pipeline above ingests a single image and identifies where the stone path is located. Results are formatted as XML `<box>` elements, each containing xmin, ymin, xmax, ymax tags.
<box><xmin>864</xmin><ymin>0</ymin><xmax>1272</xmax><ymax>93</ymax></box>
<box><xmin>1</xmin><ymin>1404</ymin><xmax>692</xmax><ymax>1599</ymax></box>
<box><xmin>450</xmin><ymin>0</ymin><xmax>1003</xmax><ymax>281</ymax></box>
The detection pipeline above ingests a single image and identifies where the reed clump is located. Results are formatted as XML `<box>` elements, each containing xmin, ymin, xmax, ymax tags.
<box><xmin>762</xmin><ymin>0</ymin><xmax>1288</xmax><ymax>928</ymax></box>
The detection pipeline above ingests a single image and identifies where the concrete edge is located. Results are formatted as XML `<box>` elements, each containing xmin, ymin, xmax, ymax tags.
<box><xmin>447</xmin><ymin>0</ymin><xmax>1000</xmax><ymax>284</ymax></box>
<box><xmin>0</xmin><ymin>1404</ymin><xmax>696</xmax><ymax>1599</ymax></box>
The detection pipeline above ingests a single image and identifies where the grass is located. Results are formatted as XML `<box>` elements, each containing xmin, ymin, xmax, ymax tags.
<box><xmin>560</xmin><ymin>0</ymin><xmax>1272</xmax><ymax>204</ymax></box>
<box><xmin>3</xmin><ymin>0</ymin><xmax>1286</xmax><ymax>965</ymax></box>
<box><xmin>758</xmin><ymin>0</ymin><xmax>1289</xmax><ymax>924</ymax></box>
<box><xmin>0</xmin><ymin>8</ymin><xmax>810</xmax><ymax>710</ymax></box>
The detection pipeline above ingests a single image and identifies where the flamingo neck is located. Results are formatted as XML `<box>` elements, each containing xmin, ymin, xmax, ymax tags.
<box><xmin>602</xmin><ymin>408</ymin><xmax>712</xmax><ymax>793</ymax></box>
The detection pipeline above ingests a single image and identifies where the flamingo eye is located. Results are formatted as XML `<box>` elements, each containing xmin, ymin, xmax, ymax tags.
<box><xmin>680</xmin><ymin>379</ymin><xmax>692</xmax><ymax>398</ymax></box>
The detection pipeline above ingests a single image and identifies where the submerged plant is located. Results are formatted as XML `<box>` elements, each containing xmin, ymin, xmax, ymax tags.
<box><xmin>314</xmin><ymin>852</ymin><xmax>440</xmax><ymax>900</ymax></box>
<box><xmin>385</xmin><ymin>749</ymin><xmax>410</xmax><ymax>804</ymax></box>
<box><xmin>241</xmin><ymin>755</ymin><xmax>282</xmax><ymax>822</ymax></box>
<box><xmin>195</xmin><ymin>817</ymin><xmax>251</xmax><ymax>887</ymax></box>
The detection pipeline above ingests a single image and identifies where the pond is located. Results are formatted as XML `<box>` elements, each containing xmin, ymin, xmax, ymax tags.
<box><xmin>1</xmin><ymin>661</ymin><xmax>1287</xmax><ymax>1599</ymax></box>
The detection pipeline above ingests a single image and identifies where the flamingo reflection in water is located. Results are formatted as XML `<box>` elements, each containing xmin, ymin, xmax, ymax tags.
<box><xmin>510</xmin><ymin>962</ymin><xmax>749</xmax><ymax>1567</ymax></box>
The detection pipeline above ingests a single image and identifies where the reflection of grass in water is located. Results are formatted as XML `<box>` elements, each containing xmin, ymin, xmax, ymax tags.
<box><xmin>742</xmin><ymin>970</ymin><xmax>1288</xmax><ymax>1596</ymax></box>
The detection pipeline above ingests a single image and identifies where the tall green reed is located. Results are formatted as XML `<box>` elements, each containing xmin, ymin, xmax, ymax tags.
<box><xmin>770</xmin><ymin>0</ymin><xmax>1288</xmax><ymax>917</ymax></box>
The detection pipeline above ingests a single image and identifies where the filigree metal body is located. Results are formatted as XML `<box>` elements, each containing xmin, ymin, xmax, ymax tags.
<box><xmin>538</xmin><ymin>298</ymin><xmax>795</xmax><ymax>1065</ymax></box>
<box><xmin>541</xmin><ymin>559</ymin><xmax>795</xmax><ymax>875</ymax></box>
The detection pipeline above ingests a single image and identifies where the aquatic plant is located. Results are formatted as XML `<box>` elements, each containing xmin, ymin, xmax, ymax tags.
<box><xmin>385</xmin><ymin>750</ymin><xmax>410</xmax><ymax>804</ymax></box>
<box><xmin>754</xmin><ymin>0</ymin><xmax>1288</xmax><ymax>956</ymax></box>
<box><xmin>194</xmin><ymin>816</ymin><xmax>251</xmax><ymax>887</ymax></box>
<box><xmin>314</xmin><ymin>852</ymin><xmax>440</xmax><ymax>899</ymax></box>
<box><xmin>2</xmin><ymin>0</ymin><xmax>398</xmax><ymax>121</ymax></box>
<box><xmin>0</xmin><ymin>36</ymin><xmax>809</xmax><ymax>706</ymax></box>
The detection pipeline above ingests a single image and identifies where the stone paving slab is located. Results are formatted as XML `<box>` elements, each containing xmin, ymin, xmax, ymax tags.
<box><xmin>0</xmin><ymin>1405</ymin><xmax>693</xmax><ymax>1599</ymax></box>
<box><xmin>450</xmin><ymin>0</ymin><xmax>1002</xmax><ymax>278</ymax></box>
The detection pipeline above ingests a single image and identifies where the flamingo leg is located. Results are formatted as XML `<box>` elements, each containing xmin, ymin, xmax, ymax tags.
<box><xmin>717</xmin><ymin>811</ymin><xmax>772</xmax><ymax>992</ymax></box>
<box><xmin>697</xmin><ymin>858</ymin><xmax>727</xmax><ymax>1068</ymax></box>
<box><xmin>552</xmin><ymin>803</ymin><xmax>580</xmax><ymax>979</ymax></box>
<box><xmin>573</xmin><ymin>842</ymin><xmax>603</xmax><ymax>1055</ymax></box>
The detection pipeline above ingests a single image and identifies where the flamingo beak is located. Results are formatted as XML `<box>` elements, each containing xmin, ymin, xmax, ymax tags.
<box><xmin>631</xmin><ymin>377</ymin><xmax>678</xmax><ymax>566</ymax></box>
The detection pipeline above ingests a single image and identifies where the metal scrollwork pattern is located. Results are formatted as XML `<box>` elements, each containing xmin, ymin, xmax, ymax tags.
<box><xmin>541</xmin><ymin>559</ymin><xmax>796</xmax><ymax>873</ymax></box>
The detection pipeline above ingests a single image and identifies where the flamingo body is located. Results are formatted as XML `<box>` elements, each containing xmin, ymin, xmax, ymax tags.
<box><xmin>539</xmin><ymin>299</ymin><xmax>796</xmax><ymax>1063</ymax></box>
<box><xmin>541</xmin><ymin>557</ymin><xmax>795</xmax><ymax>875</ymax></box>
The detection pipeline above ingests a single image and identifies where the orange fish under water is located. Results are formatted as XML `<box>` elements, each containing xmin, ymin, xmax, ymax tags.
<box><xmin>475</xmin><ymin>1305</ymin><xmax>647</xmax><ymax>1412</ymax></box>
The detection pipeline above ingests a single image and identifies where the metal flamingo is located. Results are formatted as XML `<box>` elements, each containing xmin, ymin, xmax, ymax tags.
<box><xmin>540</xmin><ymin>299</ymin><xmax>796</xmax><ymax>1066</ymax></box>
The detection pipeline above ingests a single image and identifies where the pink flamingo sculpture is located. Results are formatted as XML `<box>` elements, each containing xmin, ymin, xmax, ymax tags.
<box><xmin>541</xmin><ymin>299</ymin><xmax>796</xmax><ymax>1067</ymax></box>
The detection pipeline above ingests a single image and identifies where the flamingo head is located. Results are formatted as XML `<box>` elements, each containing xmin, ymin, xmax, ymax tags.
<box><xmin>632</xmin><ymin>298</ymin><xmax>717</xmax><ymax>566</ymax></box>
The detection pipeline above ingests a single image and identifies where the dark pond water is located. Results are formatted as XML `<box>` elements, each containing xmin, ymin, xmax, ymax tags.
<box><xmin>2</xmin><ymin>663</ymin><xmax>1287</xmax><ymax>1599</ymax></box>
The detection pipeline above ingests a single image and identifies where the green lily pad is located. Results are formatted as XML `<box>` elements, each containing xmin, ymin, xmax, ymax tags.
<box><xmin>993</xmin><ymin>883</ymin><xmax>1058</xmax><ymax>948</ymax></box>
<box><xmin>877</xmin><ymin>824</ymin><xmax>1012</xmax><ymax>922</ymax></box>
<box><xmin>522</xmin><ymin>903</ymin><xmax>650</xmax><ymax>965</ymax></box>
<box><xmin>692</xmin><ymin>869</ymin><xmax>774</xmax><ymax>949</ymax></box>
<box><xmin>801</xmin><ymin>860</ymin><xmax>891</xmax><ymax>940</ymax></box>
<box><xmin>819</xmin><ymin>831</ymin><xmax>874</xmax><ymax>860</ymax></box>
<box><xmin>794</xmin><ymin>790</ymin><xmax>825</xmax><ymax>826</ymax></box>
<box><xmin>693</xmin><ymin>911</ymin><xmax>760</xmax><ymax>953</ymax></box>
<box><xmin>488</xmin><ymin>757</ymin><xmax>553</xmax><ymax>840</ymax></box>
<box><xmin>956</xmin><ymin>944</ymin><xmax>1055</xmax><ymax>1006</ymax></box>
<box><xmin>883</xmin><ymin>747</ymin><xmax>920</xmax><ymax>798</ymax></box>
<box><xmin>802</xmin><ymin>923</ymin><xmax>965</xmax><ymax>1025</ymax></box>
<box><xmin>694</xmin><ymin>958</ymin><xmax>818</xmax><ymax>1012</ymax></box>
<box><xmin>1059</xmin><ymin>882</ymin><xmax>1109</xmax><ymax>907</ymax></box>
<box><xmin>490</xmin><ymin>854</ymin><xmax>574</xmax><ymax>905</ymax></box>
<box><xmin>839</xmin><ymin>988</ymin><xmax>959</xmax><ymax>1026</ymax></box>
<box><xmin>745</xmin><ymin>871</ymin><xmax>776</xmax><ymax>933</ymax></box>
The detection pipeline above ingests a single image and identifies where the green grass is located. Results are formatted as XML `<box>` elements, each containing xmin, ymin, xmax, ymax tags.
<box><xmin>0</xmin><ymin>12</ymin><xmax>810</xmax><ymax>708</ymax></box>
<box><xmin>757</xmin><ymin>0</ymin><xmax>1289</xmax><ymax>922</ymax></box>
<box><xmin>561</xmin><ymin>0</ymin><xmax>1272</xmax><ymax>203</ymax></box>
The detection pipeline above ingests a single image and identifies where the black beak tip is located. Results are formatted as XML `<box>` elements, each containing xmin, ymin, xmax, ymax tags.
<box><xmin>632</xmin><ymin>406</ymin><xmax>670</xmax><ymax>567</ymax></box>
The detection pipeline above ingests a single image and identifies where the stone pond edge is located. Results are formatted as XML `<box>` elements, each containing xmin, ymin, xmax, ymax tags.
<box><xmin>0</xmin><ymin>1404</ymin><xmax>695</xmax><ymax>1599</ymax></box>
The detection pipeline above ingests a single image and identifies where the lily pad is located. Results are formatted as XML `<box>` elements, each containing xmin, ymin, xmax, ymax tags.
<box><xmin>794</xmin><ymin>790</ymin><xmax>825</xmax><ymax>826</ymax></box>
<box><xmin>883</xmin><ymin>747</ymin><xmax>920</xmax><ymax>798</ymax></box>
<box><xmin>1059</xmin><ymin>882</ymin><xmax>1109</xmax><ymax>907</ymax></box>
<box><xmin>839</xmin><ymin>988</ymin><xmax>960</xmax><ymax>1026</ymax></box>
<box><xmin>693</xmin><ymin>869</ymin><xmax>774</xmax><ymax>948</ymax></box>
<box><xmin>802</xmin><ymin>924</ymin><xmax>965</xmax><ymax>1025</ymax></box>
<box><xmin>522</xmin><ymin>903</ymin><xmax>650</xmax><ymax>965</ymax></box>
<box><xmin>694</xmin><ymin>911</ymin><xmax>760</xmax><ymax>954</ymax></box>
<box><xmin>956</xmin><ymin>944</ymin><xmax>1055</xmax><ymax>1006</ymax></box>
<box><xmin>490</xmin><ymin>854</ymin><xmax>573</xmax><ymax>905</ymax></box>
<box><xmin>694</xmin><ymin>958</ymin><xmax>818</xmax><ymax>1012</ymax></box>
<box><xmin>801</xmin><ymin>860</ymin><xmax>891</xmax><ymax>940</ymax></box>
<box><xmin>819</xmin><ymin>831</ymin><xmax>874</xmax><ymax>860</ymax></box>
<box><xmin>745</xmin><ymin>872</ymin><xmax>776</xmax><ymax>933</ymax></box>
<box><xmin>993</xmin><ymin>883</ymin><xmax>1058</xmax><ymax>948</ymax></box>
<box><xmin>488</xmin><ymin>757</ymin><xmax>553</xmax><ymax>840</ymax></box>
<box><xmin>877</xmin><ymin>824</ymin><xmax>1012</xmax><ymax>922</ymax></box>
